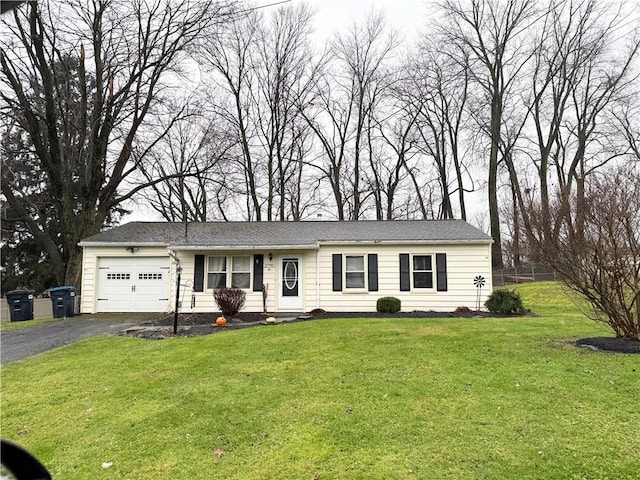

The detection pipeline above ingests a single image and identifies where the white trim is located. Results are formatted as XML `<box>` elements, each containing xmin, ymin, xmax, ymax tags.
<box><xmin>410</xmin><ymin>253</ymin><xmax>436</xmax><ymax>291</ymax></box>
<box><xmin>316</xmin><ymin>251</ymin><xmax>320</xmax><ymax>309</ymax></box>
<box><xmin>319</xmin><ymin>239</ymin><xmax>492</xmax><ymax>246</ymax></box>
<box><xmin>344</xmin><ymin>253</ymin><xmax>367</xmax><ymax>291</ymax></box>
<box><xmin>171</xmin><ymin>244</ymin><xmax>319</xmax><ymax>251</ymax></box>
<box><xmin>78</xmin><ymin>241</ymin><xmax>169</xmax><ymax>247</ymax></box>
<box><xmin>81</xmin><ymin>240</ymin><xmax>491</xmax><ymax>249</ymax></box>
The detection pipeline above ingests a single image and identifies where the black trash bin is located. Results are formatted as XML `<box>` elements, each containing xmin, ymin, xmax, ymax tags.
<box><xmin>5</xmin><ymin>290</ymin><xmax>35</xmax><ymax>322</ymax></box>
<box><xmin>48</xmin><ymin>286</ymin><xmax>76</xmax><ymax>318</ymax></box>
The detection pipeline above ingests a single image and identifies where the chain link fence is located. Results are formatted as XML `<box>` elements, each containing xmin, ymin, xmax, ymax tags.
<box><xmin>492</xmin><ymin>265</ymin><xmax>557</xmax><ymax>287</ymax></box>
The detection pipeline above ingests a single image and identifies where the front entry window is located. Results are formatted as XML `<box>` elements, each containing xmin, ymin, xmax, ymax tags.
<box><xmin>282</xmin><ymin>258</ymin><xmax>299</xmax><ymax>297</ymax></box>
<box><xmin>284</xmin><ymin>261</ymin><xmax>297</xmax><ymax>289</ymax></box>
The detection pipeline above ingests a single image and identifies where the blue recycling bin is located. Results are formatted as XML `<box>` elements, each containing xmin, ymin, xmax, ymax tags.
<box><xmin>48</xmin><ymin>286</ymin><xmax>76</xmax><ymax>318</ymax></box>
<box><xmin>5</xmin><ymin>290</ymin><xmax>35</xmax><ymax>321</ymax></box>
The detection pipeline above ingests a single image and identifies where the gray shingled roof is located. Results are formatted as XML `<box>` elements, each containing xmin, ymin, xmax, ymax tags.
<box><xmin>79</xmin><ymin>220</ymin><xmax>492</xmax><ymax>248</ymax></box>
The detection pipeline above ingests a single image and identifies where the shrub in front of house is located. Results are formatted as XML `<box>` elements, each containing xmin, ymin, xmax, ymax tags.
<box><xmin>484</xmin><ymin>289</ymin><xmax>525</xmax><ymax>314</ymax></box>
<box><xmin>214</xmin><ymin>287</ymin><xmax>246</xmax><ymax>317</ymax></box>
<box><xmin>377</xmin><ymin>297</ymin><xmax>401</xmax><ymax>313</ymax></box>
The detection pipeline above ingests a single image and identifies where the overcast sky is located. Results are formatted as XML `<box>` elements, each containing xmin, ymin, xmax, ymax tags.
<box><xmin>287</xmin><ymin>0</ymin><xmax>430</xmax><ymax>43</ymax></box>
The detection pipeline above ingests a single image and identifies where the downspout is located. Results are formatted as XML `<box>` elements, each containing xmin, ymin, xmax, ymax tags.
<box><xmin>168</xmin><ymin>249</ymin><xmax>180</xmax><ymax>305</ymax></box>
<box><xmin>316</xmin><ymin>244</ymin><xmax>320</xmax><ymax>309</ymax></box>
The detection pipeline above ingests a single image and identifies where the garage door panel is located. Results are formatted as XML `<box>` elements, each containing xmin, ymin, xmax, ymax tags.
<box><xmin>97</xmin><ymin>257</ymin><xmax>170</xmax><ymax>312</ymax></box>
<box><xmin>134</xmin><ymin>268</ymin><xmax>170</xmax><ymax>310</ymax></box>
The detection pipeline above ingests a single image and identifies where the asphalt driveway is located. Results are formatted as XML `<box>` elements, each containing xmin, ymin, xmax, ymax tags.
<box><xmin>1</xmin><ymin>317</ymin><xmax>140</xmax><ymax>364</ymax></box>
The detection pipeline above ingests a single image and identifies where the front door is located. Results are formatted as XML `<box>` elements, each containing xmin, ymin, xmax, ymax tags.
<box><xmin>279</xmin><ymin>256</ymin><xmax>302</xmax><ymax>310</ymax></box>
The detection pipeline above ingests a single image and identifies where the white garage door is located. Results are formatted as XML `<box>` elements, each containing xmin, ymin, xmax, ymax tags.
<box><xmin>97</xmin><ymin>257</ymin><xmax>170</xmax><ymax>312</ymax></box>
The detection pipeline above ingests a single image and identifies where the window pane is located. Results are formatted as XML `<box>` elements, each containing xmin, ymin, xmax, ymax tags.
<box><xmin>208</xmin><ymin>273</ymin><xmax>226</xmax><ymax>289</ymax></box>
<box><xmin>346</xmin><ymin>255</ymin><xmax>365</xmax><ymax>271</ymax></box>
<box><xmin>208</xmin><ymin>256</ymin><xmax>226</xmax><ymax>272</ymax></box>
<box><xmin>346</xmin><ymin>272</ymin><xmax>365</xmax><ymax>288</ymax></box>
<box><xmin>232</xmin><ymin>256</ymin><xmax>251</xmax><ymax>272</ymax></box>
<box><xmin>232</xmin><ymin>273</ymin><xmax>250</xmax><ymax>289</ymax></box>
<box><xmin>413</xmin><ymin>272</ymin><xmax>433</xmax><ymax>289</ymax></box>
<box><xmin>413</xmin><ymin>255</ymin><xmax>432</xmax><ymax>271</ymax></box>
<box><xmin>207</xmin><ymin>256</ymin><xmax>227</xmax><ymax>289</ymax></box>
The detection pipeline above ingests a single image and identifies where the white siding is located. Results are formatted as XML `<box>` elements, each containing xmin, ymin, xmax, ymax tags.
<box><xmin>81</xmin><ymin>242</ymin><xmax>491</xmax><ymax>314</ymax></box>
<box><xmin>174</xmin><ymin>250</ymin><xmax>317</xmax><ymax>314</ymax></box>
<box><xmin>316</xmin><ymin>243</ymin><xmax>492</xmax><ymax>312</ymax></box>
<box><xmin>175</xmin><ymin>251</ymin><xmax>253</xmax><ymax>314</ymax></box>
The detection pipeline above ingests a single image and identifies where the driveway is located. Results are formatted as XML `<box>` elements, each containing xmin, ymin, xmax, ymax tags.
<box><xmin>1</xmin><ymin>317</ymin><xmax>140</xmax><ymax>365</ymax></box>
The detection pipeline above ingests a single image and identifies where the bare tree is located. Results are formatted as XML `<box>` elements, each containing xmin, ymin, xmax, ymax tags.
<box><xmin>198</xmin><ymin>4</ymin><xmax>319</xmax><ymax>221</ymax></box>
<box><xmin>137</xmin><ymin>108</ymin><xmax>238</xmax><ymax>222</ymax></box>
<box><xmin>369</xmin><ymin>89</ymin><xmax>420</xmax><ymax>220</ymax></box>
<box><xmin>406</xmin><ymin>41</ymin><xmax>474</xmax><ymax>220</ymax></box>
<box><xmin>303</xmin><ymin>10</ymin><xmax>398</xmax><ymax>220</ymax></box>
<box><xmin>530</xmin><ymin>165</ymin><xmax>640</xmax><ymax>340</ymax></box>
<box><xmin>335</xmin><ymin>11</ymin><xmax>398</xmax><ymax>219</ymax></box>
<box><xmin>253</xmin><ymin>3</ymin><xmax>316</xmax><ymax>220</ymax></box>
<box><xmin>198</xmin><ymin>8</ymin><xmax>263</xmax><ymax>220</ymax></box>
<box><xmin>613</xmin><ymin>99</ymin><xmax>640</xmax><ymax>161</ymax></box>
<box><xmin>301</xmin><ymin>69</ymin><xmax>353</xmax><ymax>220</ymax></box>
<box><xmin>0</xmin><ymin>0</ymin><xmax>236</xmax><ymax>287</ymax></box>
<box><xmin>514</xmin><ymin>0</ymin><xmax>640</xmax><ymax>254</ymax></box>
<box><xmin>439</xmin><ymin>0</ymin><xmax>538</xmax><ymax>267</ymax></box>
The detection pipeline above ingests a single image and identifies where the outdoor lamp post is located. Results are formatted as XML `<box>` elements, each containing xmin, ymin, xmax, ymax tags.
<box><xmin>173</xmin><ymin>264</ymin><xmax>182</xmax><ymax>335</ymax></box>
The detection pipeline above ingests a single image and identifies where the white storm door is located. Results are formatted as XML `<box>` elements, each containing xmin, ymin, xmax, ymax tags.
<box><xmin>278</xmin><ymin>256</ymin><xmax>303</xmax><ymax>310</ymax></box>
<box><xmin>97</xmin><ymin>257</ymin><xmax>170</xmax><ymax>312</ymax></box>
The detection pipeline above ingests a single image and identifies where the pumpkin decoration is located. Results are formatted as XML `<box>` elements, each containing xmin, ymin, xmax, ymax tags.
<box><xmin>215</xmin><ymin>316</ymin><xmax>227</xmax><ymax>327</ymax></box>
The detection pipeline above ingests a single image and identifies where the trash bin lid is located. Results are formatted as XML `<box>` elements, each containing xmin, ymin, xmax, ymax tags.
<box><xmin>48</xmin><ymin>286</ymin><xmax>75</xmax><ymax>293</ymax></box>
<box><xmin>6</xmin><ymin>289</ymin><xmax>35</xmax><ymax>295</ymax></box>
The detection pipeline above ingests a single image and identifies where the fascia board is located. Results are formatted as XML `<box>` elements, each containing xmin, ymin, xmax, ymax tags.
<box><xmin>170</xmin><ymin>244</ymin><xmax>320</xmax><ymax>251</ymax></box>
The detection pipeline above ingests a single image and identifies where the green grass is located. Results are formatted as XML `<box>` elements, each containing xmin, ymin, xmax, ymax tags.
<box><xmin>2</xmin><ymin>282</ymin><xmax>638</xmax><ymax>479</ymax></box>
<box><xmin>0</xmin><ymin>317</ymin><xmax>59</xmax><ymax>332</ymax></box>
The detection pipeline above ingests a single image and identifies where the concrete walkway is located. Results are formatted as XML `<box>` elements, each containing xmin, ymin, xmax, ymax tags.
<box><xmin>1</xmin><ymin>317</ymin><xmax>138</xmax><ymax>365</ymax></box>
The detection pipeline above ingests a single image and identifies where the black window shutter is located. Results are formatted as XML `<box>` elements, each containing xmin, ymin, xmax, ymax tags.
<box><xmin>193</xmin><ymin>255</ymin><xmax>205</xmax><ymax>292</ymax></box>
<box><xmin>368</xmin><ymin>254</ymin><xmax>378</xmax><ymax>291</ymax></box>
<box><xmin>253</xmin><ymin>254</ymin><xmax>264</xmax><ymax>292</ymax></box>
<box><xmin>436</xmin><ymin>253</ymin><xmax>448</xmax><ymax>291</ymax></box>
<box><xmin>399</xmin><ymin>254</ymin><xmax>410</xmax><ymax>291</ymax></box>
<box><xmin>332</xmin><ymin>254</ymin><xmax>342</xmax><ymax>291</ymax></box>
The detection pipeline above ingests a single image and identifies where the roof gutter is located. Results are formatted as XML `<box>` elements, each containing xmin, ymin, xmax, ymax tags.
<box><xmin>169</xmin><ymin>244</ymin><xmax>320</xmax><ymax>251</ymax></box>
<box><xmin>77</xmin><ymin>241</ymin><xmax>171</xmax><ymax>247</ymax></box>
<box><xmin>318</xmin><ymin>239</ymin><xmax>494</xmax><ymax>245</ymax></box>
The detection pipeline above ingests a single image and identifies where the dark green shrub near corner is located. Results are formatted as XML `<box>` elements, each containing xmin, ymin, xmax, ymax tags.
<box><xmin>377</xmin><ymin>297</ymin><xmax>401</xmax><ymax>313</ymax></box>
<box><xmin>485</xmin><ymin>289</ymin><xmax>525</xmax><ymax>314</ymax></box>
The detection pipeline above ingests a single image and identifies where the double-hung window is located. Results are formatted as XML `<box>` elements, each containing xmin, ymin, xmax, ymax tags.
<box><xmin>412</xmin><ymin>255</ymin><xmax>433</xmax><ymax>289</ymax></box>
<box><xmin>400</xmin><ymin>253</ymin><xmax>447</xmax><ymax>292</ymax></box>
<box><xmin>345</xmin><ymin>255</ymin><xmax>366</xmax><ymax>289</ymax></box>
<box><xmin>231</xmin><ymin>255</ymin><xmax>251</xmax><ymax>288</ymax></box>
<box><xmin>207</xmin><ymin>255</ymin><xmax>252</xmax><ymax>289</ymax></box>
<box><xmin>207</xmin><ymin>256</ymin><xmax>227</xmax><ymax>289</ymax></box>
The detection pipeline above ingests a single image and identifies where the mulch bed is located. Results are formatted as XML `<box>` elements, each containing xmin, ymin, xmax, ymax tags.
<box><xmin>576</xmin><ymin>337</ymin><xmax>640</xmax><ymax>354</ymax></box>
<box><xmin>118</xmin><ymin>310</ymin><xmax>524</xmax><ymax>340</ymax></box>
<box><xmin>118</xmin><ymin>311</ymin><xmax>640</xmax><ymax>353</ymax></box>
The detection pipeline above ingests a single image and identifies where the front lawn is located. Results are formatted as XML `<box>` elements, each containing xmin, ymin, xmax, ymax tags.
<box><xmin>1</xmin><ymin>282</ymin><xmax>638</xmax><ymax>479</ymax></box>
